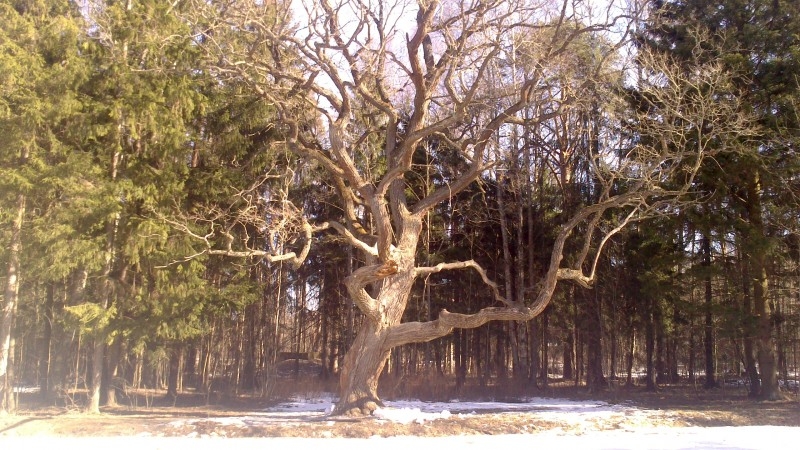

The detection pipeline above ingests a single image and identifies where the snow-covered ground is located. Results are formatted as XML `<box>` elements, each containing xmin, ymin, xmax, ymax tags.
<box><xmin>3</xmin><ymin>395</ymin><xmax>799</xmax><ymax>449</ymax></box>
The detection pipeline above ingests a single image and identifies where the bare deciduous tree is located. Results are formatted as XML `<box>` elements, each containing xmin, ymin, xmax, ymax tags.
<box><xmin>183</xmin><ymin>0</ymin><xmax>752</xmax><ymax>415</ymax></box>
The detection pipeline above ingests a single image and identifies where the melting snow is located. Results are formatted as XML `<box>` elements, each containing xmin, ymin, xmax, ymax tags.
<box><xmin>4</xmin><ymin>395</ymin><xmax>799</xmax><ymax>449</ymax></box>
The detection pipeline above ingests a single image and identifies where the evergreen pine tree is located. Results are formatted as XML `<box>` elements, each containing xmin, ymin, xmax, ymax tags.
<box><xmin>642</xmin><ymin>0</ymin><xmax>800</xmax><ymax>399</ymax></box>
<box><xmin>0</xmin><ymin>0</ymin><xmax>89</xmax><ymax>412</ymax></box>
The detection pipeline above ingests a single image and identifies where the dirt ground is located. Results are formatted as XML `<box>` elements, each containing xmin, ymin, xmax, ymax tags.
<box><xmin>1</xmin><ymin>383</ymin><xmax>798</xmax><ymax>438</ymax></box>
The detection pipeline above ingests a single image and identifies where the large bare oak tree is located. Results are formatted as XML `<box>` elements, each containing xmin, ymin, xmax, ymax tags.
<box><xmin>183</xmin><ymin>0</ymin><xmax>751</xmax><ymax>415</ymax></box>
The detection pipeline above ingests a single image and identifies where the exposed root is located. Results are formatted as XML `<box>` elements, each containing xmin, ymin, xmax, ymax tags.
<box><xmin>334</xmin><ymin>396</ymin><xmax>384</xmax><ymax>417</ymax></box>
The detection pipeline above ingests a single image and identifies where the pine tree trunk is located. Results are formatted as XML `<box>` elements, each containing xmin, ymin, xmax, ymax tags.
<box><xmin>668</xmin><ymin>336</ymin><xmax>679</xmax><ymax>383</ymax></box>
<box><xmin>625</xmin><ymin>331</ymin><xmax>636</xmax><ymax>387</ymax></box>
<box><xmin>644</xmin><ymin>295</ymin><xmax>657</xmax><ymax>391</ymax></box>
<box><xmin>527</xmin><ymin>319</ymin><xmax>539</xmax><ymax>385</ymax></box>
<box><xmin>39</xmin><ymin>283</ymin><xmax>55</xmax><ymax>401</ymax></box>
<box><xmin>525</xmin><ymin>136</ymin><xmax>539</xmax><ymax>386</ymax></box>
<box><xmin>496</xmin><ymin>168</ymin><xmax>517</xmax><ymax>379</ymax></box>
<box><xmin>88</xmin><ymin>336</ymin><xmax>104</xmax><ymax>413</ymax></box>
<box><xmin>88</xmin><ymin>273</ymin><xmax>113</xmax><ymax>412</ymax></box>
<box><xmin>575</xmin><ymin>330</ymin><xmax>583</xmax><ymax>386</ymax></box>
<box><xmin>754</xmin><ymin>261</ymin><xmax>779</xmax><ymax>399</ymax></box>
<box><xmin>562</xmin><ymin>292</ymin><xmax>575</xmax><ymax>381</ymax></box>
<box><xmin>702</xmin><ymin>233</ymin><xmax>717</xmax><ymax>389</ymax></box>
<box><xmin>563</xmin><ymin>330</ymin><xmax>574</xmax><ymax>381</ymax></box>
<box><xmin>242</xmin><ymin>302</ymin><xmax>258</xmax><ymax>391</ymax></box>
<box><xmin>102</xmin><ymin>336</ymin><xmax>121</xmax><ymax>407</ymax></box>
<box><xmin>484</xmin><ymin>327</ymin><xmax>492</xmax><ymax>384</ymax></box>
<box><xmin>776</xmin><ymin>301</ymin><xmax>788</xmax><ymax>386</ymax></box>
<box><xmin>540</xmin><ymin>311</ymin><xmax>549</xmax><ymax>386</ymax></box>
<box><xmin>88</xmin><ymin>143</ymin><xmax>121</xmax><ymax>413</ymax></box>
<box><xmin>513</xmin><ymin>171</ymin><xmax>526</xmax><ymax>379</ymax></box>
<box><xmin>1</xmin><ymin>193</ymin><xmax>25</xmax><ymax>413</ymax></box>
<box><xmin>167</xmin><ymin>344</ymin><xmax>181</xmax><ymax>401</ymax></box>
<box><xmin>510</xmin><ymin>322</ymin><xmax>522</xmax><ymax>379</ymax></box>
<box><xmin>471</xmin><ymin>327</ymin><xmax>479</xmax><ymax>385</ymax></box>
<box><xmin>745</xmin><ymin>173</ymin><xmax>780</xmax><ymax>400</ymax></box>
<box><xmin>585</xmin><ymin>289</ymin><xmax>606</xmax><ymax>391</ymax></box>
<box><xmin>655</xmin><ymin>304</ymin><xmax>667</xmax><ymax>385</ymax></box>
<box><xmin>321</xmin><ymin>302</ymin><xmax>330</xmax><ymax>380</ymax></box>
<box><xmin>609</xmin><ymin>316</ymin><xmax>618</xmax><ymax>381</ymax></box>
<box><xmin>669</xmin><ymin>310</ymin><xmax>680</xmax><ymax>383</ymax></box>
<box><xmin>740</xmin><ymin>260</ymin><xmax>760</xmax><ymax>396</ymax></box>
<box><xmin>688</xmin><ymin>320</ymin><xmax>696</xmax><ymax>385</ymax></box>
<box><xmin>495</xmin><ymin>325</ymin><xmax>507</xmax><ymax>380</ymax></box>
<box><xmin>742</xmin><ymin>280</ymin><xmax>761</xmax><ymax>397</ymax></box>
<box><xmin>454</xmin><ymin>329</ymin><xmax>466</xmax><ymax>392</ymax></box>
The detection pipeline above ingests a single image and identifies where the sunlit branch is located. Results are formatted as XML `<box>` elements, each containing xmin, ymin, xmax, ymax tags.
<box><xmin>415</xmin><ymin>259</ymin><xmax>512</xmax><ymax>307</ymax></box>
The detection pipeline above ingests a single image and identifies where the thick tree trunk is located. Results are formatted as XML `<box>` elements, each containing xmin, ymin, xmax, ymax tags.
<box><xmin>753</xmin><ymin>262</ymin><xmax>780</xmax><ymax>400</ymax></box>
<box><xmin>336</xmin><ymin>320</ymin><xmax>392</xmax><ymax>415</ymax></box>
<box><xmin>745</xmin><ymin>173</ymin><xmax>780</xmax><ymax>400</ymax></box>
<box><xmin>335</xmin><ymin>261</ymin><xmax>417</xmax><ymax>415</ymax></box>
<box><xmin>102</xmin><ymin>336</ymin><xmax>121</xmax><ymax>407</ymax></box>
<box><xmin>88</xmin><ymin>282</ymin><xmax>113</xmax><ymax>412</ymax></box>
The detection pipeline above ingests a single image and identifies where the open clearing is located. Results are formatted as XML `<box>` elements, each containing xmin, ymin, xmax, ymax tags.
<box><xmin>1</xmin><ymin>383</ymin><xmax>798</xmax><ymax>439</ymax></box>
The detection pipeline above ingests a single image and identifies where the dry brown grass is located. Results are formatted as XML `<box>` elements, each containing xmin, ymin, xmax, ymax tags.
<box><xmin>2</xmin><ymin>376</ymin><xmax>798</xmax><ymax>438</ymax></box>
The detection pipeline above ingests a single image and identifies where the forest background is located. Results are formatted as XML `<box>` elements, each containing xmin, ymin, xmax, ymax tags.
<box><xmin>1</xmin><ymin>0</ymin><xmax>799</xmax><ymax>416</ymax></box>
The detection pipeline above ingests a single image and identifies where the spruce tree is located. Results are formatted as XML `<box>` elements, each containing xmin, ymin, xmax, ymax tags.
<box><xmin>642</xmin><ymin>0</ymin><xmax>800</xmax><ymax>399</ymax></box>
<box><xmin>67</xmin><ymin>0</ymin><xmax>218</xmax><ymax>410</ymax></box>
<box><xmin>0</xmin><ymin>0</ymin><xmax>89</xmax><ymax>412</ymax></box>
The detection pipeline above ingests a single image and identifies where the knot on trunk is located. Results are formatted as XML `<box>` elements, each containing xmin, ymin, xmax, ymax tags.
<box><xmin>375</xmin><ymin>259</ymin><xmax>398</xmax><ymax>278</ymax></box>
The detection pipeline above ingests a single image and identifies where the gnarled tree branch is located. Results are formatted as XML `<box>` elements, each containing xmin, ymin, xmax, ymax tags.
<box><xmin>415</xmin><ymin>259</ymin><xmax>512</xmax><ymax>307</ymax></box>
